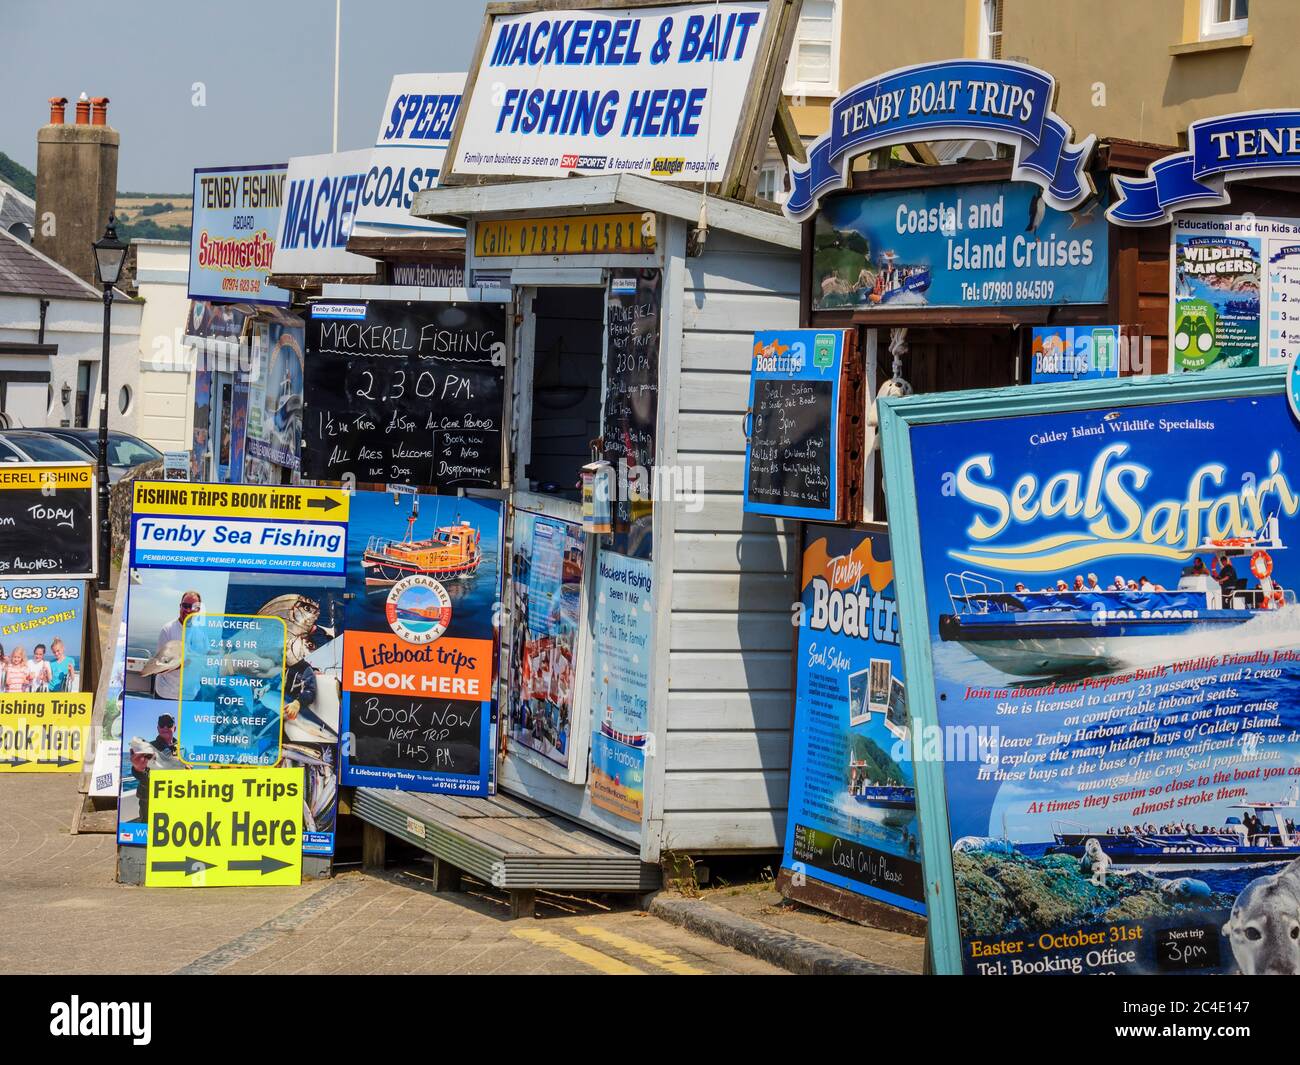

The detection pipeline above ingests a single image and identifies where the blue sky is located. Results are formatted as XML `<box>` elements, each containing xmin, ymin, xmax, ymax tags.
<box><xmin>1</xmin><ymin>0</ymin><xmax>489</xmax><ymax>191</ymax></box>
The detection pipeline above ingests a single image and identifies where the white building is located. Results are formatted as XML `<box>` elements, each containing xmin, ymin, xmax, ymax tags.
<box><xmin>128</xmin><ymin>238</ymin><xmax>193</xmax><ymax>452</ymax></box>
<box><xmin>0</xmin><ymin>226</ymin><xmax>141</xmax><ymax>433</ymax></box>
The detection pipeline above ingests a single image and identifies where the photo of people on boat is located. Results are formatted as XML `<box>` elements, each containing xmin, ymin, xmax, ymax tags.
<box><xmin>906</xmin><ymin>391</ymin><xmax>1300</xmax><ymax>973</ymax></box>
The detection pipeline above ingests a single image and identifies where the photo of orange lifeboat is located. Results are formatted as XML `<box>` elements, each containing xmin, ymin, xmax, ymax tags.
<box><xmin>362</xmin><ymin>493</ymin><xmax>483</xmax><ymax>585</ymax></box>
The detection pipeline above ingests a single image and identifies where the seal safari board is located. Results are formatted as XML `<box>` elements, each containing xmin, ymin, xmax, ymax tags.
<box><xmin>879</xmin><ymin>365</ymin><xmax>1300</xmax><ymax>975</ymax></box>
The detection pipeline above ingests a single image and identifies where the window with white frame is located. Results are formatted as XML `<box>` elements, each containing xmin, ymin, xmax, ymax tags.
<box><xmin>757</xmin><ymin>160</ymin><xmax>787</xmax><ymax>204</ymax></box>
<box><xmin>1200</xmin><ymin>0</ymin><xmax>1249</xmax><ymax>39</ymax></box>
<box><xmin>979</xmin><ymin>0</ymin><xmax>1003</xmax><ymax>59</ymax></box>
<box><xmin>783</xmin><ymin>0</ymin><xmax>839</xmax><ymax>98</ymax></box>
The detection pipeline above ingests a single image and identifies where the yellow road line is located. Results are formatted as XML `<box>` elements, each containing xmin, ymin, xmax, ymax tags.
<box><xmin>511</xmin><ymin>926</ymin><xmax>643</xmax><ymax>975</ymax></box>
<box><xmin>573</xmin><ymin>924</ymin><xmax>709</xmax><ymax>975</ymax></box>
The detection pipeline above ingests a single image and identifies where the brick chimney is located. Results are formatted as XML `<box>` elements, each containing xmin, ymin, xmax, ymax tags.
<box><xmin>34</xmin><ymin>92</ymin><xmax>120</xmax><ymax>286</ymax></box>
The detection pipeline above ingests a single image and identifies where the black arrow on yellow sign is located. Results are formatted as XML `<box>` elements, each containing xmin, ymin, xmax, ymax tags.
<box><xmin>227</xmin><ymin>855</ymin><xmax>293</xmax><ymax>875</ymax></box>
<box><xmin>307</xmin><ymin>497</ymin><xmax>342</xmax><ymax>511</ymax></box>
<box><xmin>0</xmin><ymin>756</ymin><xmax>31</xmax><ymax>768</ymax></box>
<box><xmin>37</xmin><ymin>756</ymin><xmax>78</xmax><ymax>767</ymax></box>
<box><xmin>151</xmin><ymin>857</ymin><xmax>216</xmax><ymax>876</ymax></box>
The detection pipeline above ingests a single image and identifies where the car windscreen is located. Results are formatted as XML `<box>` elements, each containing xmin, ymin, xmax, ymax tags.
<box><xmin>107</xmin><ymin>434</ymin><xmax>161</xmax><ymax>467</ymax></box>
<box><xmin>6</xmin><ymin>435</ymin><xmax>91</xmax><ymax>462</ymax></box>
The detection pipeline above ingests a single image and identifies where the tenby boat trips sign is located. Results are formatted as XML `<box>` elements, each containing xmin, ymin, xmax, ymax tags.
<box><xmin>1110</xmin><ymin>110</ymin><xmax>1300</xmax><ymax>227</ymax></box>
<box><xmin>784</xmin><ymin>59</ymin><xmax>1096</xmax><ymax>222</ymax></box>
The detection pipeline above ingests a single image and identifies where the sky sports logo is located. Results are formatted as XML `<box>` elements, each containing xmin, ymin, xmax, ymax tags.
<box><xmin>50</xmin><ymin>997</ymin><xmax>151</xmax><ymax>1045</ymax></box>
<box><xmin>561</xmin><ymin>153</ymin><xmax>607</xmax><ymax>169</ymax></box>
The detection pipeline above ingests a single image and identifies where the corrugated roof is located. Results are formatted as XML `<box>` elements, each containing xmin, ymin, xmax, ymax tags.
<box><xmin>0</xmin><ymin>224</ymin><xmax>103</xmax><ymax>300</ymax></box>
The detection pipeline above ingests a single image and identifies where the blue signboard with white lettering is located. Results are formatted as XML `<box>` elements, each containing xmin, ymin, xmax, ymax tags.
<box><xmin>786</xmin><ymin>59</ymin><xmax>1095</xmax><ymax>221</ymax></box>
<box><xmin>812</xmin><ymin>180</ymin><xmax>1108</xmax><ymax>312</ymax></box>
<box><xmin>1111</xmin><ymin>110</ymin><xmax>1300</xmax><ymax>226</ymax></box>
<box><xmin>353</xmin><ymin>73</ymin><xmax>465</xmax><ymax>237</ymax></box>
<box><xmin>271</xmin><ymin>150</ymin><xmax>376</xmax><ymax>276</ymax></box>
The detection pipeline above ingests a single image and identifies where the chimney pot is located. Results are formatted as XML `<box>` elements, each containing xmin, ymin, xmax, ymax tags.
<box><xmin>75</xmin><ymin>94</ymin><xmax>90</xmax><ymax>125</ymax></box>
<box><xmin>47</xmin><ymin>97</ymin><xmax>68</xmax><ymax>124</ymax></box>
<box><xmin>91</xmin><ymin>97</ymin><xmax>109</xmax><ymax>126</ymax></box>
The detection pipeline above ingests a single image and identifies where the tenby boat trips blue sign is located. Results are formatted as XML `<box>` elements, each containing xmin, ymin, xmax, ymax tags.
<box><xmin>1110</xmin><ymin>110</ymin><xmax>1300</xmax><ymax>226</ymax></box>
<box><xmin>785</xmin><ymin>59</ymin><xmax>1095</xmax><ymax>222</ymax></box>
<box><xmin>879</xmin><ymin>367</ymin><xmax>1300</xmax><ymax>975</ymax></box>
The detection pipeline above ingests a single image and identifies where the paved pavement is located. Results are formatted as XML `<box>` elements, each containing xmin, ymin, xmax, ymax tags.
<box><xmin>1</xmin><ymin>775</ymin><xmax>782</xmax><ymax>975</ymax></box>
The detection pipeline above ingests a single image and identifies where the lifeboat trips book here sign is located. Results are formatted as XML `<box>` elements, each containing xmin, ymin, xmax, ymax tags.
<box><xmin>879</xmin><ymin>372</ymin><xmax>1300</xmax><ymax>975</ymax></box>
<box><xmin>339</xmin><ymin>489</ymin><xmax>503</xmax><ymax>796</ymax></box>
<box><xmin>302</xmin><ymin>298</ymin><xmax>508</xmax><ymax>489</ymax></box>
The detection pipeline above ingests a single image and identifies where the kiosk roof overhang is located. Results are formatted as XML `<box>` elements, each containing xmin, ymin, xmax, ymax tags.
<box><xmin>411</xmin><ymin>174</ymin><xmax>801</xmax><ymax>251</ymax></box>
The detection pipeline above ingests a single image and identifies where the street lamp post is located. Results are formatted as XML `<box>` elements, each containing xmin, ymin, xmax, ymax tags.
<box><xmin>92</xmin><ymin>216</ymin><xmax>127</xmax><ymax>592</ymax></box>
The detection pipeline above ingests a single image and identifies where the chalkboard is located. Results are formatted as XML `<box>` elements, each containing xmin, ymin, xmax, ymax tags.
<box><xmin>743</xmin><ymin>329</ymin><xmax>860</xmax><ymax>522</ymax></box>
<box><xmin>347</xmin><ymin>692</ymin><xmax>485</xmax><ymax>777</ymax></box>
<box><xmin>301</xmin><ymin>299</ymin><xmax>507</xmax><ymax>487</ymax></box>
<box><xmin>0</xmin><ymin>464</ymin><xmax>96</xmax><ymax>578</ymax></box>
<box><xmin>603</xmin><ymin>270</ymin><xmax>660</xmax><ymax>557</ymax></box>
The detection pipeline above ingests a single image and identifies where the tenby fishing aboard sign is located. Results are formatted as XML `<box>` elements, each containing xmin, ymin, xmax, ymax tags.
<box><xmin>880</xmin><ymin>367</ymin><xmax>1300</xmax><ymax>975</ymax></box>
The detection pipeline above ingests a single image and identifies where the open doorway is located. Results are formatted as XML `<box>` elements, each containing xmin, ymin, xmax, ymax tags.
<box><xmin>522</xmin><ymin>287</ymin><xmax>605</xmax><ymax>501</ymax></box>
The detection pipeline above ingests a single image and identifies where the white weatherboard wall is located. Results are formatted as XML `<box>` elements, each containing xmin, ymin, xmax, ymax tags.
<box><xmin>133</xmin><ymin>240</ymin><xmax>194</xmax><ymax>452</ymax></box>
<box><xmin>658</xmin><ymin>227</ymin><xmax>800</xmax><ymax>855</ymax></box>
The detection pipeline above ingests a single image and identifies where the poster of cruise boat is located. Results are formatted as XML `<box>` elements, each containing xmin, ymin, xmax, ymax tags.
<box><xmin>901</xmin><ymin>389</ymin><xmax>1300</xmax><ymax>974</ymax></box>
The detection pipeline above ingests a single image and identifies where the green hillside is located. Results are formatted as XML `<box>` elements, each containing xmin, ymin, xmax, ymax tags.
<box><xmin>0</xmin><ymin>151</ymin><xmax>36</xmax><ymax>198</ymax></box>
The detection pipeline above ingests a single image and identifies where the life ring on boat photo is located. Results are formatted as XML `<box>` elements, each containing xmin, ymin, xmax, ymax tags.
<box><xmin>1251</xmin><ymin>551</ymin><xmax>1273</xmax><ymax>580</ymax></box>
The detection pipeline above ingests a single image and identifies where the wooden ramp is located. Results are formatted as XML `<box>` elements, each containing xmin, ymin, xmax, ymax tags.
<box><xmin>352</xmin><ymin>787</ymin><xmax>660</xmax><ymax>917</ymax></box>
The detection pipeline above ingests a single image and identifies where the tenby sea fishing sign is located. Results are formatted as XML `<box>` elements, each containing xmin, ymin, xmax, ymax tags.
<box><xmin>1110</xmin><ymin>110</ymin><xmax>1300</xmax><ymax>227</ymax></box>
<box><xmin>784</xmin><ymin>59</ymin><xmax>1096</xmax><ymax>222</ymax></box>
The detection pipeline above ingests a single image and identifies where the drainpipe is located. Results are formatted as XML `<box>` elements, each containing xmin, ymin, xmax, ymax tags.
<box><xmin>38</xmin><ymin>299</ymin><xmax>49</xmax><ymax>344</ymax></box>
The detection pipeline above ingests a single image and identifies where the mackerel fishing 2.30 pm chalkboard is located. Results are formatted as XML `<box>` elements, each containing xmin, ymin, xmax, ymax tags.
<box><xmin>302</xmin><ymin>299</ymin><xmax>507</xmax><ymax>488</ymax></box>
<box><xmin>743</xmin><ymin>329</ymin><xmax>860</xmax><ymax>522</ymax></box>
<box><xmin>0</xmin><ymin>464</ymin><xmax>96</xmax><ymax>579</ymax></box>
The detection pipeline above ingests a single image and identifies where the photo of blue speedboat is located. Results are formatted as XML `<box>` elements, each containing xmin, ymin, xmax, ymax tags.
<box><xmin>938</xmin><ymin>522</ymin><xmax>1295</xmax><ymax>678</ymax></box>
<box><xmin>853</xmin><ymin>782</ymin><xmax>917</xmax><ymax>812</ymax></box>
<box><xmin>1047</xmin><ymin>786</ymin><xmax>1300</xmax><ymax>867</ymax></box>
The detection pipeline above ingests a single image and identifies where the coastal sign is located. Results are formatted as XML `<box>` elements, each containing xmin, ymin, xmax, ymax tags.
<box><xmin>1110</xmin><ymin>109</ymin><xmax>1300</xmax><ymax>226</ymax></box>
<box><xmin>339</xmin><ymin>490</ymin><xmax>502</xmax><ymax>796</ymax></box>
<box><xmin>189</xmin><ymin>164</ymin><xmax>292</xmax><ymax>306</ymax></box>
<box><xmin>785</xmin><ymin>59</ymin><xmax>1096</xmax><ymax>222</ymax></box>
<box><xmin>143</xmin><ymin>766</ymin><xmax>303</xmax><ymax>887</ymax></box>
<box><xmin>781</xmin><ymin>524</ymin><xmax>925</xmax><ymax>918</ymax></box>
<box><xmin>0</xmin><ymin>463</ymin><xmax>96</xmax><ymax>580</ymax></box>
<box><xmin>812</xmin><ymin>181</ymin><xmax>1108</xmax><ymax>312</ymax></box>
<box><xmin>118</xmin><ymin>482</ymin><xmax>348</xmax><ymax>858</ymax></box>
<box><xmin>271</xmin><ymin>150</ymin><xmax>377</xmax><ymax>276</ymax></box>
<box><xmin>301</xmin><ymin>297</ymin><xmax>508</xmax><ymax>488</ymax></box>
<box><xmin>353</xmin><ymin>72</ymin><xmax>465</xmax><ymax>237</ymax></box>
<box><xmin>450</xmin><ymin>2</ymin><xmax>775</xmax><ymax>185</ymax></box>
<box><xmin>1172</xmin><ymin>213</ymin><xmax>1300</xmax><ymax>372</ymax></box>
<box><xmin>879</xmin><ymin>367</ymin><xmax>1300</xmax><ymax>975</ymax></box>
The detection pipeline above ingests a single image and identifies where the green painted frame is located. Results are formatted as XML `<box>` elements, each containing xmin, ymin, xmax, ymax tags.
<box><xmin>876</xmin><ymin>363</ymin><xmax>1289</xmax><ymax>974</ymax></box>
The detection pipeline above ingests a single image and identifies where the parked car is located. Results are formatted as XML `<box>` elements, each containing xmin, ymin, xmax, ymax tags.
<box><xmin>20</xmin><ymin>428</ymin><xmax>162</xmax><ymax>482</ymax></box>
<box><xmin>0</xmin><ymin>429</ymin><xmax>98</xmax><ymax>466</ymax></box>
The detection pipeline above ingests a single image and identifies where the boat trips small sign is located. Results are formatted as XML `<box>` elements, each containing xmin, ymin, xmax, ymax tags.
<box><xmin>782</xmin><ymin>525</ymin><xmax>925</xmax><ymax>915</ymax></box>
<box><xmin>885</xmin><ymin>384</ymin><xmax>1300</xmax><ymax>974</ymax></box>
<box><xmin>785</xmin><ymin>59</ymin><xmax>1095</xmax><ymax>221</ymax></box>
